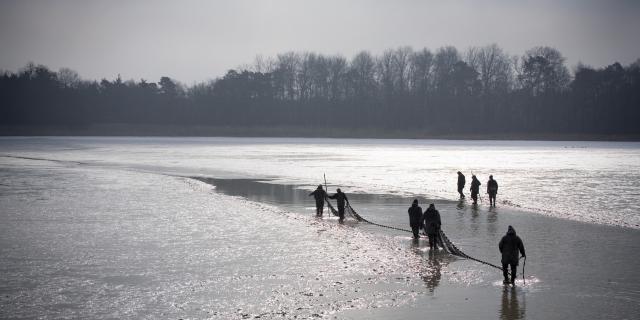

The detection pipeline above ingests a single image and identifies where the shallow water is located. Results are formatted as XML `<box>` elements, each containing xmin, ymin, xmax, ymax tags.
<box><xmin>0</xmin><ymin>163</ymin><xmax>438</xmax><ymax>318</ymax></box>
<box><xmin>1</xmin><ymin>136</ymin><xmax>639</xmax><ymax>228</ymax></box>
<box><xmin>196</xmin><ymin>177</ymin><xmax>640</xmax><ymax>319</ymax></box>
<box><xmin>1</xmin><ymin>137</ymin><xmax>639</xmax><ymax>319</ymax></box>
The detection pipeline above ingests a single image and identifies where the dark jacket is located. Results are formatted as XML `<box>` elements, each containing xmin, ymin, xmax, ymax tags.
<box><xmin>470</xmin><ymin>178</ymin><xmax>481</xmax><ymax>194</ymax></box>
<box><xmin>329</xmin><ymin>191</ymin><xmax>348</xmax><ymax>208</ymax></box>
<box><xmin>457</xmin><ymin>173</ymin><xmax>466</xmax><ymax>187</ymax></box>
<box><xmin>499</xmin><ymin>226</ymin><xmax>526</xmax><ymax>265</ymax></box>
<box><xmin>408</xmin><ymin>203</ymin><xmax>423</xmax><ymax>227</ymax></box>
<box><xmin>487</xmin><ymin>179</ymin><xmax>498</xmax><ymax>194</ymax></box>
<box><xmin>309</xmin><ymin>189</ymin><xmax>326</xmax><ymax>203</ymax></box>
<box><xmin>422</xmin><ymin>207</ymin><xmax>441</xmax><ymax>235</ymax></box>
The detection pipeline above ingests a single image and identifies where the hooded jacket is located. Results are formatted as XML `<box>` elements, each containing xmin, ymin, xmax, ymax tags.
<box><xmin>487</xmin><ymin>178</ymin><xmax>498</xmax><ymax>194</ymax></box>
<box><xmin>309</xmin><ymin>188</ymin><xmax>327</xmax><ymax>203</ymax></box>
<box><xmin>457</xmin><ymin>173</ymin><xmax>466</xmax><ymax>188</ymax></box>
<box><xmin>423</xmin><ymin>205</ymin><xmax>442</xmax><ymax>235</ymax></box>
<box><xmin>470</xmin><ymin>177</ymin><xmax>481</xmax><ymax>194</ymax></box>
<box><xmin>499</xmin><ymin>226</ymin><xmax>526</xmax><ymax>265</ymax></box>
<box><xmin>328</xmin><ymin>191</ymin><xmax>348</xmax><ymax>208</ymax></box>
<box><xmin>408</xmin><ymin>202</ymin><xmax>423</xmax><ymax>227</ymax></box>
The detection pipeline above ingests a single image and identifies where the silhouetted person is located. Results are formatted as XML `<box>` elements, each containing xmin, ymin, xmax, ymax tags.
<box><xmin>487</xmin><ymin>175</ymin><xmax>499</xmax><ymax>207</ymax></box>
<box><xmin>470</xmin><ymin>175</ymin><xmax>481</xmax><ymax>204</ymax></box>
<box><xmin>499</xmin><ymin>225</ymin><xmax>526</xmax><ymax>285</ymax></box>
<box><xmin>309</xmin><ymin>185</ymin><xmax>327</xmax><ymax>216</ymax></box>
<box><xmin>408</xmin><ymin>199</ymin><xmax>423</xmax><ymax>239</ymax></box>
<box><xmin>422</xmin><ymin>204</ymin><xmax>442</xmax><ymax>250</ymax></box>
<box><xmin>457</xmin><ymin>171</ymin><xmax>466</xmax><ymax>198</ymax></box>
<box><xmin>328</xmin><ymin>188</ymin><xmax>349</xmax><ymax>223</ymax></box>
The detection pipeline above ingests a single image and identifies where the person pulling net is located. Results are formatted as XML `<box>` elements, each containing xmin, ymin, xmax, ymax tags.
<box><xmin>345</xmin><ymin>199</ymin><xmax>503</xmax><ymax>271</ymax></box>
<box><xmin>310</xmin><ymin>181</ymin><xmax>515</xmax><ymax>278</ymax></box>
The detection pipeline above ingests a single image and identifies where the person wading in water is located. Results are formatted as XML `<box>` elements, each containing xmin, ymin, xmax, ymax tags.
<box><xmin>470</xmin><ymin>175</ymin><xmax>481</xmax><ymax>205</ymax></box>
<box><xmin>457</xmin><ymin>171</ymin><xmax>466</xmax><ymax>199</ymax></box>
<box><xmin>499</xmin><ymin>225</ymin><xmax>526</xmax><ymax>285</ymax></box>
<box><xmin>422</xmin><ymin>203</ymin><xmax>442</xmax><ymax>250</ymax></box>
<box><xmin>328</xmin><ymin>188</ymin><xmax>349</xmax><ymax>223</ymax></box>
<box><xmin>487</xmin><ymin>175</ymin><xmax>499</xmax><ymax>207</ymax></box>
<box><xmin>309</xmin><ymin>185</ymin><xmax>327</xmax><ymax>216</ymax></box>
<box><xmin>408</xmin><ymin>199</ymin><xmax>423</xmax><ymax>239</ymax></box>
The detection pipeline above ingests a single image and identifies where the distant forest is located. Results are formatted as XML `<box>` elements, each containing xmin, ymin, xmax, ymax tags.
<box><xmin>1</xmin><ymin>44</ymin><xmax>639</xmax><ymax>138</ymax></box>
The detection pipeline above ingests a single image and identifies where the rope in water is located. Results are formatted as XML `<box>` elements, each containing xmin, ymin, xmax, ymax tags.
<box><xmin>344</xmin><ymin>202</ymin><xmax>503</xmax><ymax>271</ymax></box>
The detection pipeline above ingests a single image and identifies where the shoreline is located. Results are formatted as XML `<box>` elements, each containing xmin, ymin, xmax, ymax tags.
<box><xmin>2</xmin><ymin>124</ymin><xmax>640</xmax><ymax>142</ymax></box>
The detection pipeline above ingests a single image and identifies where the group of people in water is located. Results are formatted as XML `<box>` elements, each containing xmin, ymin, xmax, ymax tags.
<box><xmin>309</xmin><ymin>171</ymin><xmax>526</xmax><ymax>285</ymax></box>
<box><xmin>457</xmin><ymin>171</ymin><xmax>499</xmax><ymax>206</ymax></box>
<box><xmin>407</xmin><ymin>197</ymin><xmax>525</xmax><ymax>284</ymax></box>
<box><xmin>309</xmin><ymin>185</ymin><xmax>348</xmax><ymax>222</ymax></box>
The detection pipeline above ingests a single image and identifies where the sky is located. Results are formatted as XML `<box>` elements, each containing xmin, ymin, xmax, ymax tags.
<box><xmin>1</xmin><ymin>0</ymin><xmax>639</xmax><ymax>84</ymax></box>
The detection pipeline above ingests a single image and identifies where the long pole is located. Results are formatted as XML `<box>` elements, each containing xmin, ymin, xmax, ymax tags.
<box><xmin>522</xmin><ymin>256</ymin><xmax>526</xmax><ymax>284</ymax></box>
<box><xmin>324</xmin><ymin>173</ymin><xmax>328</xmax><ymax>217</ymax></box>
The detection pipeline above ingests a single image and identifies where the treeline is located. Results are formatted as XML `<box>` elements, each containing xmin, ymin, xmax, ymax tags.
<box><xmin>1</xmin><ymin>44</ymin><xmax>639</xmax><ymax>137</ymax></box>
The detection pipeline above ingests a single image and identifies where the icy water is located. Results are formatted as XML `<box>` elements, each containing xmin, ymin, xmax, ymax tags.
<box><xmin>1</xmin><ymin>136</ymin><xmax>639</xmax><ymax>319</ymax></box>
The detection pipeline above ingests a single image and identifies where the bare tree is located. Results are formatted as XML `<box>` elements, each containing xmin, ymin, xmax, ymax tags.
<box><xmin>466</xmin><ymin>44</ymin><xmax>513</xmax><ymax>95</ymax></box>
<box><xmin>377</xmin><ymin>49</ymin><xmax>395</xmax><ymax>99</ymax></box>
<box><xmin>327</xmin><ymin>55</ymin><xmax>347</xmax><ymax>101</ymax></box>
<box><xmin>433</xmin><ymin>46</ymin><xmax>460</xmax><ymax>94</ymax></box>
<box><xmin>349</xmin><ymin>51</ymin><xmax>377</xmax><ymax>99</ymax></box>
<box><xmin>274</xmin><ymin>52</ymin><xmax>301</xmax><ymax>100</ymax></box>
<box><xmin>392</xmin><ymin>46</ymin><xmax>413</xmax><ymax>94</ymax></box>
<box><xmin>409</xmin><ymin>48</ymin><xmax>434</xmax><ymax>95</ymax></box>
<box><xmin>57</xmin><ymin>68</ymin><xmax>82</xmax><ymax>89</ymax></box>
<box><xmin>518</xmin><ymin>46</ymin><xmax>570</xmax><ymax>95</ymax></box>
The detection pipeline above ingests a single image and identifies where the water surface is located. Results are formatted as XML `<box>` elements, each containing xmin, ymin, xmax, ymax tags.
<box><xmin>1</xmin><ymin>137</ymin><xmax>639</xmax><ymax>319</ymax></box>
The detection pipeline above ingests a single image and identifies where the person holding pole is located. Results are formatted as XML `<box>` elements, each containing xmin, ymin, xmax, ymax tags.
<box><xmin>309</xmin><ymin>185</ymin><xmax>327</xmax><ymax>216</ymax></box>
<box><xmin>470</xmin><ymin>175</ymin><xmax>481</xmax><ymax>205</ymax></box>
<box><xmin>499</xmin><ymin>225</ymin><xmax>526</xmax><ymax>285</ymax></box>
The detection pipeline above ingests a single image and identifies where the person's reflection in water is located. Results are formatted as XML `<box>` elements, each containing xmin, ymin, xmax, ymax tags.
<box><xmin>456</xmin><ymin>198</ymin><xmax>465</xmax><ymax>210</ymax></box>
<box><xmin>422</xmin><ymin>251</ymin><xmax>443</xmax><ymax>294</ymax></box>
<box><xmin>487</xmin><ymin>210</ymin><xmax>498</xmax><ymax>235</ymax></box>
<box><xmin>500</xmin><ymin>286</ymin><xmax>526</xmax><ymax>320</ymax></box>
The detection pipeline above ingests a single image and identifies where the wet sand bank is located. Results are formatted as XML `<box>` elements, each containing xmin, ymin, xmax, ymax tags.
<box><xmin>194</xmin><ymin>177</ymin><xmax>640</xmax><ymax>319</ymax></box>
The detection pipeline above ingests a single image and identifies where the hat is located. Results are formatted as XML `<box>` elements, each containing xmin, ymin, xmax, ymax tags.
<box><xmin>412</xmin><ymin>199</ymin><xmax>418</xmax><ymax>204</ymax></box>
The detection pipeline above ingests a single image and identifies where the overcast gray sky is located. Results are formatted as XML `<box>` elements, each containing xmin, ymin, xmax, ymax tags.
<box><xmin>1</xmin><ymin>0</ymin><xmax>639</xmax><ymax>84</ymax></box>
